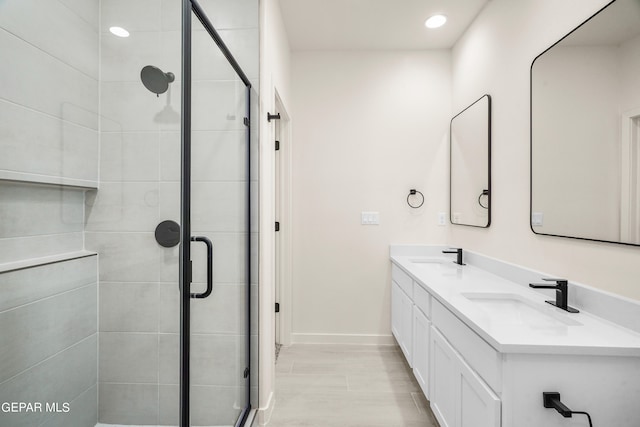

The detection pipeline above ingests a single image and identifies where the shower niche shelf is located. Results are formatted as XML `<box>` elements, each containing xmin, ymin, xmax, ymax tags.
<box><xmin>0</xmin><ymin>250</ymin><xmax>97</xmax><ymax>274</ymax></box>
<box><xmin>0</xmin><ymin>170</ymin><xmax>99</xmax><ymax>190</ymax></box>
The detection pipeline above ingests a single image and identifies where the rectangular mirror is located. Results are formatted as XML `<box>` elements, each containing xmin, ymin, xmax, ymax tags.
<box><xmin>450</xmin><ymin>94</ymin><xmax>492</xmax><ymax>227</ymax></box>
<box><xmin>531</xmin><ymin>0</ymin><xmax>640</xmax><ymax>245</ymax></box>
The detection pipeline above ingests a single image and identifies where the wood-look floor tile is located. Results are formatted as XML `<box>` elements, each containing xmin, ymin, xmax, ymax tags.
<box><xmin>268</xmin><ymin>344</ymin><xmax>439</xmax><ymax>427</ymax></box>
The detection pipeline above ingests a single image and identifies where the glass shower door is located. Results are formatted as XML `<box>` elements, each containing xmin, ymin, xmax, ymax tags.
<box><xmin>180</xmin><ymin>2</ymin><xmax>252</xmax><ymax>426</ymax></box>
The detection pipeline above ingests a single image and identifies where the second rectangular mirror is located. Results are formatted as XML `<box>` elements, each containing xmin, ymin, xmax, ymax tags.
<box><xmin>450</xmin><ymin>94</ymin><xmax>492</xmax><ymax>227</ymax></box>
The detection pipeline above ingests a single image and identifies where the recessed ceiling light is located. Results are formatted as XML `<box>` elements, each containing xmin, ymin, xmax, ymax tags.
<box><xmin>109</xmin><ymin>26</ymin><xmax>130</xmax><ymax>38</ymax></box>
<box><xmin>425</xmin><ymin>14</ymin><xmax>447</xmax><ymax>29</ymax></box>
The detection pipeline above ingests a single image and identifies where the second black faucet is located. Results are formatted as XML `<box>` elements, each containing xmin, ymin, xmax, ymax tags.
<box><xmin>442</xmin><ymin>248</ymin><xmax>465</xmax><ymax>265</ymax></box>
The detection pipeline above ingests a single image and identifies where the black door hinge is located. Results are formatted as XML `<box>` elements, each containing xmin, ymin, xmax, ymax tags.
<box><xmin>275</xmin><ymin>221</ymin><xmax>280</xmax><ymax>232</ymax></box>
<box><xmin>243</xmin><ymin>367</ymin><xmax>250</xmax><ymax>378</ymax></box>
<box><xmin>275</xmin><ymin>302</ymin><xmax>280</xmax><ymax>313</ymax></box>
<box><xmin>243</xmin><ymin>117</ymin><xmax>250</xmax><ymax>127</ymax></box>
<box><xmin>275</xmin><ymin>140</ymin><xmax>280</xmax><ymax>151</ymax></box>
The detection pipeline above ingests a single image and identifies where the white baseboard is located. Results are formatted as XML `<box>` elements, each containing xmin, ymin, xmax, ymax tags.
<box><xmin>291</xmin><ymin>333</ymin><xmax>396</xmax><ymax>345</ymax></box>
<box><xmin>257</xmin><ymin>391</ymin><xmax>274</xmax><ymax>426</ymax></box>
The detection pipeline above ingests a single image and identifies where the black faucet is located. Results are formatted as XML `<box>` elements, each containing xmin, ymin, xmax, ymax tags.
<box><xmin>529</xmin><ymin>278</ymin><xmax>579</xmax><ymax>313</ymax></box>
<box><xmin>442</xmin><ymin>248</ymin><xmax>465</xmax><ymax>265</ymax></box>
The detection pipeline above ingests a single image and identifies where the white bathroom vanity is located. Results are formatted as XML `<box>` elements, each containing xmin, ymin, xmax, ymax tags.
<box><xmin>391</xmin><ymin>245</ymin><xmax>640</xmax><ymax>427</ymax></box>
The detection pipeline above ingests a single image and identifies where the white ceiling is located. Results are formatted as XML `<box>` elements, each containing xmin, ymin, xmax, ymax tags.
<box><xmin>278</xmin><ymin>0</ymin><xmax>490</xmax><ymax>51</ymax></box>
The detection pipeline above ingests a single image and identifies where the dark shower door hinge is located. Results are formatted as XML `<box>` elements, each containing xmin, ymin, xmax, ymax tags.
<box><xmin>275</xmin><ymin>140</ymin><xmax>280</xmax><ymax>151</ymax></box>
<box><xmin>275</xmin><ymin>222</ymin><xmax>280</xmax><ymax>232</ymax></box>
<box><xmin>243</xmin><ymin>117</ymin><xmax>250</xmax><ymax>127</ymax></box>
<box><xmin>243</xmin><ymin>367</ymin><xmax>250</xmax><ymax>379</ymax></box>
<box><xmin>275</xmin><ymin>302</ymin><xmax>280</xmax><ymax>313</ymax></box>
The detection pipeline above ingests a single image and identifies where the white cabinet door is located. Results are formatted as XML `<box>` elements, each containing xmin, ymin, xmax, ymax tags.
<box><xmin>392</xmin><ymin>280</ymin><xmax>413</xmax><ymax>365</ymax></box>
<box><xmin>430</xmin><ymin>327</ymin><xmax>457</xmax><ymax>427</ymax></box>
<box><xmin>457</xmin><ymin>357</ymin><xmax>501</xmax><ymax>427</ymax></box>
<box><xmin>430</xmin><ymin>327</ymin><xmax>501</xmax><ymax>427</ymax></box>
<box><xmin>413</xmin><ymin>306</ymin><xmax>430</xmax><ymax>399</ymax></box>
<box><xmin>399</xmin><ymin>286</ymin><xmax>413</xmax><ymax>366</ymax></box>
<box><xmin>391</xmin><ymin>281</ymin><xmax>402</xmax><ymax>342</ymax></box>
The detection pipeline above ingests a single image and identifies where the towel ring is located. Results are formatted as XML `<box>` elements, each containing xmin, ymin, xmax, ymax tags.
<box><xmin>407</xmin><ymin>189</ymin><xmax>424</xmax><ymax>209</ymax></box>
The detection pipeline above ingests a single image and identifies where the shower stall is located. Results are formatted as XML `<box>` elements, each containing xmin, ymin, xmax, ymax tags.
<box><xmin>0</xmin><ymin>0</ymin><xmax>258</xmax><ymax>426</ymax></box>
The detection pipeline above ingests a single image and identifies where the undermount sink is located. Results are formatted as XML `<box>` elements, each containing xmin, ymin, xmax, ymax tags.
<box><xmin>461</xmin><ymin>292</ymin><xmax>582</xmax><ymax>327</ymax></box>
<box><xmin>409</xmin><ymin>258</ymin><xmax>446</xmax><ymax>264</ymax></box>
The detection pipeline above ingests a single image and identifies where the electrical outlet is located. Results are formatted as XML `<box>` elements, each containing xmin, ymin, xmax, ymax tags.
<box><xmin>438</xmin><ymin>212</ymin><xmax>446</xmax><ymax>226</ymax></box>
<box><xmin>532</xmin><ymin>212</ymin><xmax>544</xmax><ymax>226</ymax></box>
<box><xmin>361</xmin><ymin>211</ymin><xmax>380</xmax><ymax>225</ymax></box>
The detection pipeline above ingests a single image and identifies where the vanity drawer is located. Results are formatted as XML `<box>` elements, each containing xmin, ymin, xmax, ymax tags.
<box><xmin>413</xmin><ymin>282</ymin><xmax>431</xmax><ymax>318</ymax></box>
<box><xmin>392</xmin><ymin>263</ymin><xmax>413</xmax><ymax>298</ymax></box>
<box><xmin>432</xmin><ymin>299</ymin><xmax>502</xmax><ymax>393</ymax></box>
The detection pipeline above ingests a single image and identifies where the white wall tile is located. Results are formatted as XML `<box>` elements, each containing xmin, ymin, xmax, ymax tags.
<box><xmin>40</xmin><ymin>384</ymin><xmax>98</xmax><ymax>427</ymax></box>
<box><xmin>158</xmin><ymin>333</ymin><xmax>242</xmax><ymax>386</ymax></box>
<box><xmin>100</xmin><ymin>81</ymin><xmax>179</xmax><ymax>132</ymax></box>
<box><xmin>0</xmin><ymin>284</ymin><xmax>97</xmax><ymax>383</ymax></box>
<box><xmin>98</xmin><ymin>383</ymin><xmax>158</xmax><ymax>425</ymax></box>
<box><xmin>158</xmin><ymin>383</ymin><xmax>241</xmax><ymax>426</ymax></box>
<box><xmin>99</xmin><ymin>282</ymin><xmax>159</xmax><ymax>332</ymax></box>
<box><xmin>0</xmin><ymin>100</ymin><xmax>99</xmax><ymax>182</ymax></box>
<box><xmin>215</xmin><ymin>28</ymin><xmax>259</xmax><ymax>80</ymax></box>
<box><xmin>0</xmin><ymin>255</ymin><xmax>96</xmax><ymax>312</ymax></box>
<box><xmin>57</xmin><ymin>0</ymin><xmax>100</xmax><ymax>29</ymax></box>
<box><xmin>159</xmin><ymin>283</ymin><xmax>244</xmax><ymax>334</ymax></box>
<box><xmin>101</xmin><ymin>31</ymin><xmax>162</xmax><ymax>83</ymax></box>
<box><xmin>0</xmin><ymin>183</ymin><xmax>84</xmax><ymax>238</ymax></box>
<box><xmin>0</xmin><ymin>335</ymin><xmax>97</xmax><ymax>427</ymax></box>
<box><xmin>0</xmin><ymin>0</ymin><xmax>99</xmax><ymax>78</ymax></box>
<box><xmin>191</xmin><ymin>80</ymin><xmax>247</xmax><ymax>132</ymax></box>
<box><xmin>0</xmin><ymin>30</ymin><xmax>98</xmax><ymax>130</ymax></box>
<box><xmin>85</xmin><ymin>232</ymin><xmax>161</xmax><ymax>282</ymax></box>
<box><xmin>99</xmin><ymin>132</ymin><xmax>159</xmax><ymax>182</ymax></box>
<box><xmin>159</xmin><ymin>182</ymin><xmax>246</xmax><ymax>232</ymax></box>
<box><xmin>0</xmin><ymin>232</ymin><xmax>83</xmax><ymax>265</ymax></box>
<box><xmin>161</xmin><ymin>0</ymin><xmax>259</xmax><ymax>31</ymax></box>
<box><xmin>102</xmin><ymin>80</ymin><xmax>243</xmax><ymax>133</ymax></box>
<box><xmin>100</xmin><ymin>0</ymin><xmax>161</xmax><ymax>33</ymax></box>
<box><xmin>161</xmin><ymin>30</ymin><xmax>236</xmax><ymax>83</ymax></box>
<box><xmin>85</xmin><ymin>182</ymin><xmax>160</xmax><ymax>232</ymax></box>
<box><xmin>159</xmin><ymin>130</ymin><xmax>247</xmax><ymax>182</ymax></box>
<box><xmin>99</xmin><ymin>332</ymin><xmax>158</xmax><ymax>383</ymax></box>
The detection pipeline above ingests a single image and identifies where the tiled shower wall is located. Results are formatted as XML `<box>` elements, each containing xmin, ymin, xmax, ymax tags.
<box><xmin>0</xmin><ymin>1</ymin><xmax>100</xmax><ymax>427</ymax></box>
<box><xmin>85</xmin><ymin>0</ymin><xmax>259</xmax><ymax>424</ymax></box>
<box><xmin>0</xmin><ymin>0</ymin><xmax>258</xmax><ymax>425</ymax></box>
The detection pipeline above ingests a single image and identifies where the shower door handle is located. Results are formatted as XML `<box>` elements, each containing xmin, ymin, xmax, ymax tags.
<box><xmin>190</xmin><ymin>236</ymin><xmax>213</xmax><ymax>299</ymax></box>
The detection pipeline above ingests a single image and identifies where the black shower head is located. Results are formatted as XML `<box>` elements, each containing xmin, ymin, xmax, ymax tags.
<box><xmin>140</xmin><ymin>65</ymin><xmax>175</xmax><ymax>96</ymax></box>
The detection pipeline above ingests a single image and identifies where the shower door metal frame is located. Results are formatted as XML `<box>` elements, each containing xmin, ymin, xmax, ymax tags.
<box><xmin>180</xmin><ymin>1</ymin><xmax>253</xmax><ymax>426</ymax></box>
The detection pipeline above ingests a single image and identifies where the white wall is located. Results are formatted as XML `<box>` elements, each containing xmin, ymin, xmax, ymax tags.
<box><xmin>290</xmin><ymin>50</ymin><xmax>450</xmax><ymax>343</ymax></box>
<box><xmin>258</xmin><ymin>0</ymin><xmax>292</xmax><ymax>421</ymax></box>
<box><xmin>451</xmin><ymin>0</ymin><xmax>640</xmax><ymax>301</ymax></box>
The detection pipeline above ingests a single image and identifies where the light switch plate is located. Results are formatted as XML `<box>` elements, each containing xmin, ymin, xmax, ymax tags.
<box><xmin>361</xmin><ymin>211</ymin><xmax>380</xmax><ymax>225</ymax></box>
<box><xmin>438</xmin><ymin>212</ymin><xmax>446</xmax><ymax>226</ymax></box>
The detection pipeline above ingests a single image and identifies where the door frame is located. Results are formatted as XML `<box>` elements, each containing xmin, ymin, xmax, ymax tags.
<box><xmin>274</xmin><ymin>90</ymin><xmax>293</xmax><ymax>346</ymax></box>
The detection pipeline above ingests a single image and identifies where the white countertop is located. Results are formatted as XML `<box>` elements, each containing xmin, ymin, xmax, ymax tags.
<box><xmin>391</xmin><ymin>255</ymin><xmax>640</xmax><ymax>357</ymax></box>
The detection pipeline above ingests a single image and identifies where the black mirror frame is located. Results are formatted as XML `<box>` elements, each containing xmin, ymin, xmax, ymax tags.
<box><xmin>528</xmin><ymin>0</ymin><xmax>640</xmax><ymax>247</ymax></box>
<box><xmin>450</xmin><ymin>94</ymin><xmax>492</xmax><ymax>228</ymax></box>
